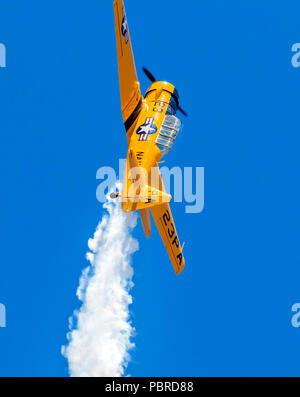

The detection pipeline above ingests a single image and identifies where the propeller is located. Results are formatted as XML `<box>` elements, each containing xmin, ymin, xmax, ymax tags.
<box><xmin>142</xmin><ymin>67</ymin><xmax>157</xmax><ymax>83</ymax></box>
<box><xmin>142</xmin><ymin>67</ymin><xmax>188</xmax><ymax>117</ymax></box>
<box><xmin>178</xmin><ymin>106</ymin><xmax>188</xmax><ymax>117</ymax></box>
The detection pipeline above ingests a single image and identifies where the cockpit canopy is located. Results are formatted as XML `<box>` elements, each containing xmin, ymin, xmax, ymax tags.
<box><xmin>156</xmin><ymin>115</ymin><xmax>182</xmax><ymax>156</ymax></box>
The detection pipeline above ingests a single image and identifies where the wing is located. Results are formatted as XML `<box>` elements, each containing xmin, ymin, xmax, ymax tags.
<box><xmin>149</xmin><ymin>165</ymin><xmax>185</xmax><ymax>275</ymax></box>
<box><xmin>150</xmin><ymin>203</ymin><xmax>185</xmax><ymax>275</ymax></box>
<box><xmin>113</xmin><ymin>0</ymin><xmax>143</xmax><ymax>132</ymax></box>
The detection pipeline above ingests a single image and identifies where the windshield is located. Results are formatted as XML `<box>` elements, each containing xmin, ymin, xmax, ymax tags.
<box><xmin>166</xmin><ymin>96</ymin><xmax>178</xmax><ymax>116</ymax></box>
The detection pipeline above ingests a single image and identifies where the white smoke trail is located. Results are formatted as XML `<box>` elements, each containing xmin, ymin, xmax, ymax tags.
<box><xmin>62</xmin><ymin>189</ymin><xmax>139</xmax><ymax>377</ymax></box>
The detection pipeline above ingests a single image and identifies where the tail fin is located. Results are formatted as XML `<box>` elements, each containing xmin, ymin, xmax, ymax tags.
<box><xmin>139</xmin><ymin>208</ymin><xmax>151</xmax><ymax>238</ymax></box>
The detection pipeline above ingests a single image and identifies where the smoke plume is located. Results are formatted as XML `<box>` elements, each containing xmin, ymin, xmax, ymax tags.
<box><xmin>62</xmin><ymin>191</ymin><xmax>139</xmax><ymax>377</ymax></box>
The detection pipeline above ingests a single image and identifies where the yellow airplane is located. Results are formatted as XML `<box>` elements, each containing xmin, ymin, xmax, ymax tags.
<box><xmin>112</xmin><ymin>0</ymin><xmax>186</xmax><ymax>275</ymax></box>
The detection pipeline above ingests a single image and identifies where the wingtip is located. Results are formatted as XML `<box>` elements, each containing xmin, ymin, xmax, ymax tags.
<box><xmin>175</xmin><ymin>262</ymin><xmax>185</xmax><ymax>276</ymax></box>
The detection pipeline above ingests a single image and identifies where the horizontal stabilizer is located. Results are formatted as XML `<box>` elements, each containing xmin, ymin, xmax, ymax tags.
<box><xmin>122</xmin><ymin>185</ymin><xmax>171</xmax><ymax>212</ymax></box>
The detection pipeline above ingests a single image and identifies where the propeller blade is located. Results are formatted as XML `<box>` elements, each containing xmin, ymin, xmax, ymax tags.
<box><xmin>143</xmin><ymin>67</ymin><xmax>188</xmax><ymax>116</ymax></box>
<box><xmin>142</xmin><ymin>67</ymin><xmax>157</xmax><ymax>83</ymax></box>
<box><xmin>178</xmin><ymin>106</ymin><xmax>188</xmax><ymax>117</ymax></box>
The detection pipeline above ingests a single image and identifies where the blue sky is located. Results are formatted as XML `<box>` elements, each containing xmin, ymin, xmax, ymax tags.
<box><xmin>1</xmin><ymin>0</ymin><xmax>300</xmax><ymax>376</ymax></box>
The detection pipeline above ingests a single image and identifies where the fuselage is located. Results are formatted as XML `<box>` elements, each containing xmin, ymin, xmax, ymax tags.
<box><xmin>126</xmin><ymin>81</ymin><xmax>181</xmax><ymax>174</ymax></box>
<box><xmin>121</xmin><ymin>81</ymin><xmax>183</xmax><ymax>212</ymax></box>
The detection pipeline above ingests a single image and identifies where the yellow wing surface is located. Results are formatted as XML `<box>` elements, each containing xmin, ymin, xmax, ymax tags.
<box><xmin>113</xmin><ymin>0</ymin><xmax>143</xmax><ymax>131</ymax></box>
<box><xmin>149</xmin><ymin>165</ymin><xmax>185</xmax><ymax>275</ymax></box>
<box><xmin>150</xmin><ymin>204</ymin><xmax>185</xmax><ymax>275</ymax></box>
